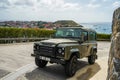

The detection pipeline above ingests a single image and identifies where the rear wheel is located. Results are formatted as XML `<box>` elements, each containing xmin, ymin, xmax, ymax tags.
<box><xmin>65</xmin><ymin>55</ymin><xmax>78</xmax><ymax>77</ymax></box>
<box><xmin>35</xmin><ymin>57</ymin><xmax>48</xmax><ymax>68</ymax></box>
<box><xmin>88</xmin><ymin>55</ymin><xmax>96</xmax><ymax>64</ymax></box>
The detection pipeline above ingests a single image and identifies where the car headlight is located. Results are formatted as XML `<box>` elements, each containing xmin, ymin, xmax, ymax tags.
<box><xmin>58</xmin><ymin>48</ymin><xmax>62</xmax><ymax>53</ymax></box>
<box><xmin>58</xmin><ymin>48</ymin><xmax>65</xmax><ymax>55</ymax></box>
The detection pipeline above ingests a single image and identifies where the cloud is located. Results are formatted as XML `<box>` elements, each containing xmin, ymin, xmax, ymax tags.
<box><xmin>38</xmin><ymin>0</ymin><xmax>80</xmax><ymax>10</ymax></box>
<box><xmin>102</xmin><ymin>0</ymin><xmax>107</xmax><ymax>2</ymax></box>
<box><xmin>0</xmin><ymin>0</ymin><xmax>10</xmax><ymax>9</ymax></box>
<box><xmin>14</xmin><ymin>0</ymin><xmax>34</xmax><ymax>6</ymax></box>
<box><xmin>0</xmin><ymin>0</ymin><xmax>80</xmax><ymax>11</ymax></box>
<box><xmin>112</xmin><ymin>1</ymin><xmax>120</xmax><ymax>8</ymax></box>
<box><xmin>87</xmin><ymin>0</ymin><xmax>101</xmax><ymax>8</ymax></box>
<box><xmin>8</xmin><ymin>0</ymin><xmax>37</xmax><ymax>7</ymax></box>
<box><xmin>0</xmin><ymin>0</ymin><xmax>113</xmax><ymax>22</ymax></box>
<box><xmin>0</xmin><ymin>0</ymin><xmax>10</xmax><ymax>4</ymax></box>
<box><xmin>91</xmin><ymin>0</ymin><xmax>97</xmax><ymax>3</ymax></box>
<box><xmin>87</xmin><ymin>3</ymin><xmax>101</xmax><ymax>8</ymax></box>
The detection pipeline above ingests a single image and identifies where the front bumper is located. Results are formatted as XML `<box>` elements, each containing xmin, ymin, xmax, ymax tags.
<box><xmin>31</xmin><ymin>53</ymin><xmax>65</xmax><ymax>64</ymax></box>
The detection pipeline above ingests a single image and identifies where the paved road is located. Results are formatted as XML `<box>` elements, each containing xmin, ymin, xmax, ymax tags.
<box><xmin>0</xmin><ymin>41</ymin><xmax>110</xmax><ymax>80</ymax></box>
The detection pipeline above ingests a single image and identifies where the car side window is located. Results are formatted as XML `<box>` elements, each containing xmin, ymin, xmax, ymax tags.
<box><xmin>89</xmin><ymin>32</ymin><xmax>96</xmax><ymax>41</ymax></box>
<box><xmin>82</xmin><ymin>31</ymin><xmax>88</xmax><ymax>41</ymax></box>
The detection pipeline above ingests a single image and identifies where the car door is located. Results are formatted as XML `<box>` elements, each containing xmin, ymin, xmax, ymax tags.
<box><xmin>80</xmin><ymin>31</ymin><xmax>89</xmax><ymax>57</ymax></box>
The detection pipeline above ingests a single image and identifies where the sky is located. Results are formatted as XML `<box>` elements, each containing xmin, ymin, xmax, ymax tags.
<box><xmin>0</xmin><ymin>0</ymin><xmax>120</xmax><ymax>23</ymax></box>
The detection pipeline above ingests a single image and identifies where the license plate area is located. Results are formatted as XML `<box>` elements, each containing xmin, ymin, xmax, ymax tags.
<box><xmin>39</xmin><ymin>56</ymin><xmax>50</xmax><ymax>61</ymax></box>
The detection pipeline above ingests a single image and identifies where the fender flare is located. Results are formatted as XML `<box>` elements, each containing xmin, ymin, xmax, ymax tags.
<box><xmin>91</xmin><ymin>46</ymin><xmax>97</xmax><ymax>55</ymax></box>
<box><xmin>70</xmin><ymin>48</ymin><xmax>80</xmax><ymax>58</ymax></box>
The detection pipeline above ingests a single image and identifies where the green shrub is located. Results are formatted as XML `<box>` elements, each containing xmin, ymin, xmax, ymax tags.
<box><xmin>0</xmin><ymin>27</ymin><xmax>111</xmax><ymax>40</ymax></box>
<box><xmin>0</xmin><ymin>27</ymin><xmax>55</xmax><ymax>38</ymax></box>
<box><xmin>97</xmin><ymin>33</ymin><xmax>111</xmax><ymax>40</ymax></box>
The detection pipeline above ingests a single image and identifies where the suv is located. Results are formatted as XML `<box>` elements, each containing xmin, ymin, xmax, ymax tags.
<box><xmin>31</xmin><ymin>27</ymin><xmax>97</xmax><ymax>76</ymax></box>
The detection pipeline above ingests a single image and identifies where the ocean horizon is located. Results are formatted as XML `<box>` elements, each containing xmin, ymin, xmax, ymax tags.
<box><xmin>80</xmin><ymin>22</ymin><xmax>112</xmax><ymax>34</ymax></box>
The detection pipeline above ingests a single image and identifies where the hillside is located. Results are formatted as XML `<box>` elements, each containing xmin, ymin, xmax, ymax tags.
<box><xmin>0</xmin><ymin>20</ymin><xmax>83</xmax><ymax>28</ymax></box>
<box><xmin>54</xmin><ymin>20</ymin><xmax>83</xmax><ymax>27</ymax></box>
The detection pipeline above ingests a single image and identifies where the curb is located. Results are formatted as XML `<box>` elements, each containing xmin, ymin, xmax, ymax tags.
<box><xmin>1</xmin><ymin>63</ymin><xmax>36</xmax><ymax>80</ymax></box>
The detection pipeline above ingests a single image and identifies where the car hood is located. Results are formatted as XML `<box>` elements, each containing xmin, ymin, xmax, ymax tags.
<box><xmin>40</xmin><ymin>38</ymin><xmax>77</xmax><ymax>44</ymax></box>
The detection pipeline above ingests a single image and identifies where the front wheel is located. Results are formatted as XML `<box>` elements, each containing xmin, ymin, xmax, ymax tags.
<box><xmin>35</xmin><ymin>57</ymin><xmax>48</xmax><ymax>68</ymax></box>
<box><xmin>65</xmin><ymin>55</ymin><xmax>78</xmax><ymax>77</ymax></box>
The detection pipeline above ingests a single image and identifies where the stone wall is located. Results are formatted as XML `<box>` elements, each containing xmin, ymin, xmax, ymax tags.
<box><xmin>107</xmin><ymin>7</ymin><xmax>120</xmax><ymax>80</ymax></box>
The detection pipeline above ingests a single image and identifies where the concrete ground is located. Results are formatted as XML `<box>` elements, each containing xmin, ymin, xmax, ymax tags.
<box><xmin>0</xmin><ymin>41</ymin><xmax>111</xmax><ymax>80</ymax></box>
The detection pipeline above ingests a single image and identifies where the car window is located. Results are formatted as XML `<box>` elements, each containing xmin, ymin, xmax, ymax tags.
<box><xmin>82</xmin><ymin>31</ymin><xmax>88</xmax><ymax>41</ymax></box>
<box><xmin>89</xmin><ymin>32</ymin><xmax>96</xmax><ymax>41</ymax></box>
<box><xmin>55</xmin><ymin>28</ymin><xmax>82</xmax><ymax>38</ymax></box>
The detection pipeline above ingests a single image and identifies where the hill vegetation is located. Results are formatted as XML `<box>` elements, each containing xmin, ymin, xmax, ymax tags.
<box><xmin>54</xmin><ymin>20</ymin><xmax>82</xmax><ymax>27</ymax></box>
<box><xmin>0</xmin><ymin>20</ymin><xmax>82</xmax><ymax>28</ymax></box>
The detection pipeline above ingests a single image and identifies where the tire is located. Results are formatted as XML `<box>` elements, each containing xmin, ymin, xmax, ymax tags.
<box><xmin>65</xmin><ymin>55</ymin><xmax>78</xmax><ymax>77</ymax></box>
<box><xmin>88</xmin><ymin>55</ymin><xmax>96</xmax><ymax>64</ymax></box>
<box><xmin>35</xmin><ymin>57</ymin><xmax>48</xmax><ymax>68</ymax></box>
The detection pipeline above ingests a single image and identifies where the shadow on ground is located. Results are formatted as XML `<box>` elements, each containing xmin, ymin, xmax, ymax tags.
<box><xmin>24</xmin><ymin>60</ymin><xmax>101</xmax><ymax>80</ymax></box>
<box><xmin>0</xmin><ymin>69</ymin><xmax>10</xmax><ymax>79</ymax></box>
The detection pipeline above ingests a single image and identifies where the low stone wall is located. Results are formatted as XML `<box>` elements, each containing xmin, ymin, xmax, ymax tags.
<box><xmin>0</xmin><ymin>38</ymin><xmax>49</xmax><ymax>44</ymax></box>
<box><xmin>107</xmin><ymin>7</ymin><xmax>120</xmax><ymax>80</ymax></box>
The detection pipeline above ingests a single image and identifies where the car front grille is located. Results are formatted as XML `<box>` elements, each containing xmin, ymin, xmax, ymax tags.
<box><xmin>39</xmin><ymin>45</ymin><xmax>54</xmax><ymax>54</ymax></box>
<box><xmin>35</xmin><ymin>45</ymin><xmax>55</xmax><ymax>57</ymax></box>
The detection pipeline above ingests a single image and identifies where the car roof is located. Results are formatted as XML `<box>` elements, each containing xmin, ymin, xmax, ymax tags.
<box><xmin>57</xmin><ymin>27</ymin><xmax>96</xmax><ymax>33</ymax></box>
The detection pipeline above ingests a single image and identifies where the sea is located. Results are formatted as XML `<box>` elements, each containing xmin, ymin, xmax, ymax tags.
<box><xmin>80</xmin><ymin>22</ymin><xmax>112</xmax><ymax>34</ymax></box>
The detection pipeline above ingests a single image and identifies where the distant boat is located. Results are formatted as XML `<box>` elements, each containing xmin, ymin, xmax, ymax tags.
<box><xmin>103</xmin><ymin>29</ymin><xmax>107</xmax><ymax>31</ymax></box>
<box><xmin>80</xmin><ymin>22</ymin><xmax>111</xmax><ymax>34</ymax></box>
<box><xmin>93</xmin><ymin>25</ymin><xmax>98</xmax><ymax>26</ymax></box>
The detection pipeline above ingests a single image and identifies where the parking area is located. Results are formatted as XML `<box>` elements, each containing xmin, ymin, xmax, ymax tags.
<box><xmin>0</xmin><ymin>41</ymin><xmax>110</xmax><ymax>80</ymax></box>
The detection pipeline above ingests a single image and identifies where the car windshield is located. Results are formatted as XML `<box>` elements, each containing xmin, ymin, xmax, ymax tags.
<box><xmin>55</xmin><ymin>28</ymin><xmax>82</xmax><ymax>38</ymax></box>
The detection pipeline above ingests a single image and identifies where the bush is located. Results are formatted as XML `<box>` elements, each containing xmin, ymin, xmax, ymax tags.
<box><xmin>0</xmin><ymin>27</ymin><xmax>111</xmax><ymax>41</ymax></box>
<box><xmin>0</xmin><ymin>27</ymin><xmax>55</xmax><ymax>38</ymax></box>
<box><xmin>97</xmin><ymin>33</ymin><xmax>111</xmax><ymax>40</ymax></box>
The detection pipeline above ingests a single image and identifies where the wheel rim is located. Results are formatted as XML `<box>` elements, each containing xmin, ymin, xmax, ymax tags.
<box><xmin>91</xmin><ymin>56</ymin><xmax>95</xmax><ymax>62</ymax></box>
<box><xmin>71</xmin><ymin>56</ymin><xmax>77</xmax><ymax>74</ymax></box>
<box><xmin>35</xmin><ymin>57</ymin><xmax>48</xmax><ymax>68</ymax></box>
